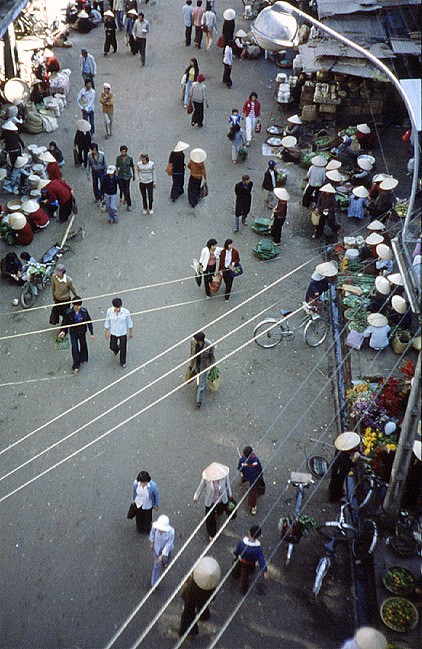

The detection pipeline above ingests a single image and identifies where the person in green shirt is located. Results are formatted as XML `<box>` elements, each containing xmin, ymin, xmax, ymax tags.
<box><xmin>116</xmin><ymin>145</ymin><xmax>135</xmax><ymax>211</ymax></box>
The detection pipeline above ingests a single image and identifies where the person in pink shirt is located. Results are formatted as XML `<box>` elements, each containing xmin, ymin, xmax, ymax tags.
<box><xmin>192</xmin><ymin>0</ymin><xmax>205</xmax><ymax>49</ymax></box>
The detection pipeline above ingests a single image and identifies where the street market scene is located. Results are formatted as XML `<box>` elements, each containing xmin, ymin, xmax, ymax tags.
<box><xmin>0</xmin><ymin>0</ymin><xmax>420</xmax><ymax>648</ymax></box>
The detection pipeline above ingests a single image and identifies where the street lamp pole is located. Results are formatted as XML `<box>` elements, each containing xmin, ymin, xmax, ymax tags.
<box><xmin>273</xmin><ymin>2</ymin><xmax>420</xmax><ymax>313</ymax></box>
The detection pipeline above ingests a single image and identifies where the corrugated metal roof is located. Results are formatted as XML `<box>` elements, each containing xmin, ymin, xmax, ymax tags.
<box><xmin>299</xmin><ymin>42</ymin><xmax>391</xmax><ymax>80</ymax></box>
<box><xmin>323</xmin><ymin>15</ymin><xmax>387</xmax><ymax>43</ymax></box>
<box><xmin>317</xmin><ymin>0</ymin><xmax>380</xmax><ymax>20</ymax></box>
<box><xmin>400</xmin><ymin>78</ymin><xmax>421</xmax><ymax>130</ymax></box>
<box><xmin>306</xmin><ymin>38</ymin><xmax>394</xmax><ymax>59</ymax></box>
<box><xmin>0</xmin><ymin>0</ymin><xmax>29</xmax><ymax>38</ymax></box>
<box><xmin>390</xmin><ymin>38</ymin><xmax>421</xmax><ymax>54</ymax></box>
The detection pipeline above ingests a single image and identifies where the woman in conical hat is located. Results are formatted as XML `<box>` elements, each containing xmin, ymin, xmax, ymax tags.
<box><xmin>193</xmin><ymin>461</ymin><xmax>232</xmax><ymax>540</ymax></box>
<box><xmin>168</xmin><ymin>142</ymin><xmax>189</xmax><ymax>203</ymax></box>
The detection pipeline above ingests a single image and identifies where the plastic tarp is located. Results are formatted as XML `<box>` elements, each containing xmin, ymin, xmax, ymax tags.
<box><xmin>400</xmin><ymin>78</ymin><xmax>421</xmax><ymax>131</ymax></box>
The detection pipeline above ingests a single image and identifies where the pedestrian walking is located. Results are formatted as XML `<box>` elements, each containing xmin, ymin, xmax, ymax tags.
<box><xmin>77</xmin><ymin>78</ymin><xmax>96</xmax><ymax>135</ymax></box>
<box><xmin>131</xmin><ymin>470</ymin><xmax>160</xmax><ymax>533</ymax></box>
<box><xmin>328</xmin><ymin>432</ymin><xmax>361</xmax><ymax>503</ymax></box>
<box><xmin>99</xmin><ymin>83</ymin><xmax>114</xmax><ymax>138</ymax></box>
<box><xmin>125</xmin><ymin>8</ymin><xmax>138</xmax><ymax>53</ymax></box>
<box><xmin>229</xmin><ymin>124</ymin><xmax>244</xmax><ymax>164</ymax></box>
<box><xmin>132</xmin><ymin>12</ymin><xmax>150</xmax><ymax>66</ymax></box>
<box><xmin>136</xmin><ymin>153</ymin><xmax>156</xmax><ymax>214</ymax></box>
<box><xmin>113</xmin><ymin>0</ymin><xmax>125</xmax><ymax>30</ymax></box>
<box><xmin>104</xmin><ymin>297</ymin><xmax>133</xmax><ymax>367</ymax></box>
<box><xmin>50</xmin><ymin>264</ymin><xmax>77</xmax><ymax>325</ymax></box>
<box><xmin>188</xmin><ymin>331</ymin><xmax>216</xmax><ymax>408</ymax></box>
<box><xmin>222</xmin><ymin>8</ymin><xmax>236</xmax><ymax>42</ymax></box>
<box><xmin>187</xmin><ymin>148</ymin><xmax>207</xmax><ymax>208</ymax></box>
<box><xmin>149</xmin><ymin>515</ymin><xmax>175</xmax><ymax>586</ymax></box>
<box><xmin>314</xmin><ymin>183</ymin><xmax>340</xmax><ymax>239</ymax></box>
<box><xmin>192</xmin><ymin>0</ymin><xmax>205</xmax><ymax>48</ymax></box>
<box><xmin>58</xmin><ymin>297</ymin><xmax>94</xmax><ymax>375</ymax></box>
<box><xmin>178</xmin><ymin>557</ymin><xmax>221</xmax><ymax>638</ymax></box>
<box><xmin>103</xmin><ymin>10</ymin><xmax>117</xmax><ymax>55</ymax></box>
<box><xmin>116</xmin><ymin>145</ymin><xmax>135</xmax><ymax>211</ymax></box>
<box><xmin>193</xmin><ymin>462</ymin><xmax>232</xmax><ymax>538</ymax></box>
<box><xmin>271</xmin><ymin>187</ymin><xmax>289</xmax><ymax>245</ymax></box>
<box><xmin>100</xmin><ymin>165</ymin><xmax>120</xmax><ymax>223</ymax></box>
<box><xmin>201</xmin><ymin>3</ymin><xmax>217</xmax><ymax>51</ymax></box>
<box><xmin>39</xmin><ymin>178</ymin><xmax>75</xmax><ymax>223</ymax></box>
<box><xmin>262</xmin><ymin>159</ymin><xmax>278</xmax><ymax>209</ymax></box>
<box><xmin>182</xmin><ymin>57</ymin><xmax>199</xmax><ymax>109</ymax></box>
<box><xmin>219</xmin><ymin>239</ymin><xmax>240</xmax><ymax>302</ymax></box>
<box><xmin>198</xmin><ymin>239</ymin><xmax>221</xmax><ymax>297</ymax></box>
<box><xmin>242</xmin><ymin>92</ymin><xmax>261</xmax><ymax>146</ymax></box>
<box><xmin>74</xmin><ymin>119</ymin><xmax>92</xmax><ymax>168</ymax></box>
<box><xmin>168</xmin><ymin>141</ymin><xmax>189</xmax><ymax>202</ymax></box>
<box><xmin>232</xmin><ymin>525</ymin><xmax>269</xmax><ymax>595</ymax></box>
<box><xmin>182</xmin><ymin>0</ymin><xmax>193</xmax><ymax>46</ymax></box>
<box><xmin>86</xmin><ymin>143</ymin><xmax>107</xmax><ymax>203</ymax></box>
<box><xmin>189</xmin><ymin>74</ymin><xmax>208</xmax><ymax>127</ymax></box>
<box><xmin>237</xmin><ymin>446</ymin><xmax>263</xmax><ymax>515</ymax></box>
<box><xmin>228</xmin><ymin>107</ymin><xmax>241</xmax><ymax>128</ymax></box>
<box><xmin>339</xmin><ymin>627</ymin><xmax>387</xmax><ymax>649</ymax></box>
<box><xmin>222</xmin><ymin>41</ymin><xmax>233</xmax><ymax>88</ymax></box>
<box><xmin>302</xmin><ymin>155</ymin><xmax>327</xmax><ymax>207</ymax></box>
<box><xmin>79</xmin><ymin>48</ymin><xmax>97</xmax><ymax>87</ymax></box>
<box><xmin>234</xmin><ymin>174</ymin><xmax>253</xmax><ymax>231</ymax></box>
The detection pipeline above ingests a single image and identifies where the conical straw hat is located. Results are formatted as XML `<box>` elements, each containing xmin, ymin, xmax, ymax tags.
<box><xmin>376</xmin><ymin>244</ymin><xmax>392</xmax><ymax>260</ymax></box>
<box><xmin>326</xmin><ymin>169</ymin><xmax>343</xmax><ymax>182</ymax></box>
<box><xmin>281</xmin><ymin>135</ymin><xmax>297</xmax><ymax>148</ymax></box>
<box><xmin>387</xmin><ymin>272</ymin><xmax>404</xmax><ymax>286</ymax></box>
<box><xmin>287</xmin><ymin>114</ymin><xmax>302</xmax><ymax>125</ymax></box>
<box><xmin>375</xmin><ymin>276</ymin><xmax>390</xmax><ymax>295</ymax></box>
<box><xmin>391</xmin><ymin>295</ymin><xmax>407</xmax><ymax>314</ymax></box>
<box><xmin>311</xmin><ymin>155</ymin><xmax>328</xmax><ymax>167</ymax></box>
<box><xmin>367</xmin><ymin>312</ymin><xmax>388</xmax><ymax>327</ymax></box>
<box><xmin>367</xmin><ymin>220</ymin><xmax>385</xmax><ymax>231</ymax></box>
<box><xmin>190</xmin><ymin>148</ymin><xmax>207</xmax><ymax>163</ymax></box>
<box><xmin>365</xmin><ymin>233</ymin><xmax>383</xmax><ymax>245</ymax></box>
<box><xmin>325</xmin><ymin>159</ymin><xmax>342</xmax><ymax>171</ymax></box>
<box><xmin>319</xmin><ymin>183</ymin><xmax>336</xmax><ymax>194</ymax></box>
<box><xmin>352</xmin><ymin>186</ymin><xmax>369</xmax><ymax>198</ymax></box>
<box><xmin>274</xmin><ymin>187</ymin><xmax>290</xmax><ymax>201</ymax></box>
<box><xmin>174</xmin><ymin>141</ymin><xmax>189</xmax><ymax>152</ymax></box>
<box><xmin>335</xmin><ymin>432</ymin><xmax>360</xmax><ymax>451</ymax></box>
<box><xmin>202</xmin><ymin>462</ymin><xmax>229</xmax><ymax>481</ymax></box>
<box><xmin>380</xmin><ymin>177</ymin><xmax>398</xmax><ymax>190</ymax></box>
<box><xmin>193</xmin><ymin>557</ymin><xmax>221</xmax><ymax>590</ymax></box>
<box><xmin>355</xmin><ymin>627</ymin><xmax>387</xmax><ymax>649</ymax></box>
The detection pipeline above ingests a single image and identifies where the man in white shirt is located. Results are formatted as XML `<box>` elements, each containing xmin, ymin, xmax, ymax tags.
<box><xmin>132</xmin><ymin>12</ymin><xmax>150</xmax><ymax>66</ymax></box>
<box><xmin>222</xmin><ymin>41</ymin><xmax>233</xmax><ymax>88</ymax></box>
<box><xmin>104</xmin><ymin>297</ymin><xmax>133</xmax><ymax>367</ymax></box>
<box><xmin>182</xmin><ymin>0</ymin><xmax>193</xmax><ymax>46</ymax></box>
<box><xmin>77</xmin><ymin>78</ymin><xmax>96</xmax><ymax>135</ymax></box>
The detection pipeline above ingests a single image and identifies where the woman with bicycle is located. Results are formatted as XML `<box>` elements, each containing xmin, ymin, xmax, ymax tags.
<box><xmin>328</xmin><ymin>432</ymin><xmax>361</xmax><ymax>503</ymax></box>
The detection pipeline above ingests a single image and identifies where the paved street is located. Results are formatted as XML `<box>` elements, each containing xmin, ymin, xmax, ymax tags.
<box><xmin>0</xmin><ymin>2</ymin><xmax>358</xmax><ymax>647</ymax></box>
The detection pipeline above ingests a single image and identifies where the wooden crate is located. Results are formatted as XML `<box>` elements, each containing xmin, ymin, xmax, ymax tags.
<box><xmin>319</xmin><ymin>103</ymin><xmax>337</xmax><ymax>114</ymax></box>
<box><xmin>301</xmin><ymin>104</ymin><xmax>318</xmax><ymax>122</ymax></box>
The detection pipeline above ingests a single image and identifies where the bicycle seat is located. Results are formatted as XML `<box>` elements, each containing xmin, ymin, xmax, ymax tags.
<box><xmin>279</xmin><ymin>309</ymin><xmax>293</xmax><ymax>316</ymax></box>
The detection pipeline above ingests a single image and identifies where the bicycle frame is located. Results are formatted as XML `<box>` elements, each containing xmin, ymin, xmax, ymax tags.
<box><xmin>281</xmin><ymin>472</ymin><xmax>313</xmax><ymax>567</ymax></box>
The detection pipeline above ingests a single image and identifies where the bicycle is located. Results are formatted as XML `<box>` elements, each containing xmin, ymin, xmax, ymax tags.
<box><xmin>253</xmin><ymin>302</ymin><xmax>328</xmax><ymax>349</ymax></box>
<box><xmin>352</xmin><ymin>468</ymin><xmax>388</xmax><ymax>519</ymax></box>
<box><xmin>278</xmin><ymin>471</ymin><xmax>314</xmax><ymax>567</ymax></box>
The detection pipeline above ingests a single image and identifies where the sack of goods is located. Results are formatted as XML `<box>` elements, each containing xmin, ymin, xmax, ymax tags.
<box><xmin>206</xmin><ymin>366</ymin><xmax>221</xmax><ymax>391</ymax></box>
<box><xmin>209</xmin><ymin>270</ymin><xmax>223</xmax><ymax>294</ymax></box>
<box><xmin>238</xmin><ymin>147</ymin><xmax>248</xmax><ymax>161</ymax></box>
<box><xmin>253</xmin><ymin>238</ymin><xmax>280</xmax><ymax>260</ymax></box>
<box><xmin>252</xmin><ymin>217</ymin><xmax>272</xmax><ymax>234</ymax></box>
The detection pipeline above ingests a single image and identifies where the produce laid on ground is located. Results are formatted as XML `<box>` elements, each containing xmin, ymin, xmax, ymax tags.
<box><xmin>380</xmin><ymin>597</ymin><xmax>418</xmax><ymax>632</ymax></box>
<box><xmin>383</xmin><ymin>567</ymin><xmax>415</xmax><ymax>596</ymax></box>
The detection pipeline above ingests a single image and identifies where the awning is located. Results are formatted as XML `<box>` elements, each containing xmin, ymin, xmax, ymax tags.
<box><xmin>0</xmin><ymin>0</ymin><xmax>30</xmax><ymax>39</ymax></box>
<box><xmin>400</xmin><ymin>78</ymin><xmax>421</xmax><ymax>131</ymax></box>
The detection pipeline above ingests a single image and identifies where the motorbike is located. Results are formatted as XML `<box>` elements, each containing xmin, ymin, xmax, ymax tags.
<box><xmin>20</xmin><ymin>243</ymin><xmax>68</xmax><ymax>308</ymax></box>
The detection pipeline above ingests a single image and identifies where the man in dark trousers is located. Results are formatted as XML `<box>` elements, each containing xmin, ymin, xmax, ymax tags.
<box><xmin>234</xmin><ymin>174</ymin><xmax>253</xmax><ymax>232</ymax></box>
<box><xmin>232</xmin><ymin>525</ymin><xmax>269</xmax><ymax>595</ymax></box>
<box><xmin>58</xmin><ymin>297</ymin><xmax>94</xmax><ymax>374</ymax></box>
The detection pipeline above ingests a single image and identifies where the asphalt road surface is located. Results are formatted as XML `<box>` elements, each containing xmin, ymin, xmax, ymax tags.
<box><xmin>0</xmin><ymin>2</ymin><xmax>356</xmax><ymax>647</ymax></box>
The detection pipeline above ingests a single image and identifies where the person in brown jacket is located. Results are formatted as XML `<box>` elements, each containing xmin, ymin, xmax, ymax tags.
<box><xmin>50</xmin><ymin>264</ymin><xmax>77</xmax><ymax>325</ymax></box>
<box><xmin>187</xmin><ymin>148</ymin><xmax>207</xmax><ymax>208</ymax></box>
<box><xmin>99</xmin><ymin>82</ymin><xmax>114</xmax><ymax>138</ymax></box>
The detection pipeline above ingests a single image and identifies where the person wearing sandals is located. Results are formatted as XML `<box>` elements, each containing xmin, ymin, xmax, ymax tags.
<box><xmin>193</xmin><ymin>462</ymin><xmax>232</xmax><ymax>539</ymax></box>
<box><xmin>219</xmin><ymin>239</ymin><xmax>240</xmax><ymax>302</ymax></box>
<box><xmin>188</xmin><ymin>331</ymin><xmax>216</xmax><ymax>408</ymax></box>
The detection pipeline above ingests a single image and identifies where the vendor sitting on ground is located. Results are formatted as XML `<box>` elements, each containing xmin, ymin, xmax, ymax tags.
<box><xmin>350</xmin><ymin>157</ymin><xmax>373</xmax><ymax>187</ymax></box>
<box><xmin>284</xmin><ymin>114</ymin><xmax>303</xmax><ymax>140</ymax></box>
<box><xmin>367</xmin><ymin>177</ymin><xmax>398</xmax><ymax>222</ymax></box>
<box><xmin>363</xmin><ymin>313</ymin><xmax>391</xmax><ymax>350</ymax></box>
<box><xmin>355</xmin><ymin>123</ymin><xmax>375</xmax><ymax>151</ymax></box>
<box><xmin>1</xmin><ymin>252</ymin><xmax>23</xmax><ymax>284</ymax></box>
<box><xmin>280</xmin><ymin>136</ymin><xmax>301</xmax><ymax>163</ymax></box>
<box><xmin>22</xmin><ymin>199</ymin><xmax>50</xmax><ymax>231</ymax></box>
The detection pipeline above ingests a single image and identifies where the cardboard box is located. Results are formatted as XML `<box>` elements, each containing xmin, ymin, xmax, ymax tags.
<box><xmin>301</xmin><ymin>104</ymin><xmax>318</xmax><ymax>122</ymax></box>
<box><xmin>319</xmin><ymin>103</ymin><xmax>337</xmax><ymax>114</ymax></box>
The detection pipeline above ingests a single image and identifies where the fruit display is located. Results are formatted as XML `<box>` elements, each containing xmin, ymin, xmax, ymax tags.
<box><xmin>383</xmin><ymin>567</ymin><xmax>415</xmax><ymax>596</ymax></box>
<box><xmin>394</xmin><ymin>200</ymin><xmax>408</xmax><ymax>218</ymax></box>
<box><xmin>380</xmin><ymin>597</ymin><xmax>418</xmax><ymax>632</ymax></box>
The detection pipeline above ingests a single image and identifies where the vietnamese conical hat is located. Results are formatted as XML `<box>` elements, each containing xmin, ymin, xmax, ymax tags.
<box><xmin>281</xmin><ymin>135</ymin><xmax>297</xmax><ymax>148</ymax></box>
<box><xmin>319</xmin><ymin>183</ymin><xmax>336</xmax><ymax>194</ymax></box>
<box><xmin>355</xmin><ymin>627</ymin><xmax>387</xmax><ymax>649</ymax></box>
<box><xmin>174</xmin><ymin>141</ymin><xmax>189</xmax><ymax>152</ymax></box>
<box><xmin>40</xmin><ymin>151</ymin><xmax>56</xmax><ymax>163</ymax></box>
<box><xmin>380</xmin><ymin>177</ymin><xmax>398</xmax><ymax>190</ymax></box>
<box><xmin>326</xmin><ymin>159</ymin><xmax>342</xmax><ymax>171</ymax></box>
<box><xmin>235</xmin><ymin>29</ymin><xmax>247</xmax><ymax>38</ymax></box>
<box><xmin>2</xmin><ymin>120</ymin><xmax>18</xmax><ymax>131</ymax></box>
<box><xmin>376</xmin><ymin>244</ymin><xmax>392</xmax><ymax>260</ymax></box>
<box><xmin>367</xmin><ymin>312</ymin><xmax>388</xmax><ymax>327</ymax></box>
<box><xmin>413</xmin><ymin>440</ymin><xmax>421</xmax><ymax>461</ymax></box>
<box><xmin>37</xmin><ymin>178</ymin><xmax>51</xmax><ymax>189</ymax></box>
<box><xmin>190</xmin><ymin>148</ymin><xmax>207</xmax><ymax>163</ymax></box>
<box><xmin>78</xmin><ymin>10</ymin><xmax>89</xmax><ymax>18</ymax></box>
<box><xmin>76</xmin><ymin>119</ymin><xmax>91</xmax><ymax>133</ymax></box>
<box><xmin>14</xmin><ymin>156</ymin><xmax>29</xmax><ymax>168</ymax></box>
<box><xmin>103</xmin><ymin>10</ymin><xmax>114</xmax><ymax>17</ymax></box>
<box><xmin>287</xmin><ymin>114</ymin><xmax>302</xmax><ymax>125</ymax></box>
<box><xmin>193</xmin><ymin>557</ymin><xmax>221</xmax><ymax>590</ymax></box>
<box><xmin>335</xmin><ymin>432</ymin><xmax>360</xmax><ymax>451</ymax></box>
<box><xmin>365</xmin><ymin>233</ymin><xmax>383</xmax><ymax>246</ymax></box>
<box><xmin>352</xmin><ymin>186</ymin><xmax>369</xmax><ymax>198</ymax></box>
<box><xmin>375</xmin><ymin>276</ymin><xmax>390</xmax><ymax>295</ymax></box>
<box><xmin>311</xmin><ymin>155</ymin><xmax>327</xmax><ymax>167</ymax></box>
<box><xmin>326</xmin><ymin>169</ymin><xmax>343</xmax><ymax>182</ymax></box>
<box><xmin>223</xmin><ymin>8</ymin><xmax>236</xmax><ymax>20</ymax></box>
<box><xmin>367</xmin><ymin>220</ymin><xmax>385</xmax><ymax>231</ymax></box>
<box><xmin>391</xmin><ymin>295</ymin><xmax>407</xmax><ymax>314</ymax></box>
<box><xmin>202</xmin><ymin>462</ymin><xmax>229</xmax><ymax>481</ymax></box>
<box><xmin>22</xmin><ymin>200</ymin><xmax>39</xmax><ymax>214</ymax></box>
<box><xmin>372</xmin><ymin>173</ymin><xmax>387</xmax><ymax>183</ymax></box>
<box><xmin>315</xmin><ymin>261</ymin><xmax>338</xmax><ymax>277</ymax></box>
<box><xmin>387</xmin><ymin>272</ymin><xmax>404</xmax><ymax>286</ymax></box>
<box><xmin>128</xmin><ymin>8</ymin><xmax>138</xmax><ymax>16</ymax></box>
<box><xmin>356</xmin><ymin>124</ymin><xmax>371</xmax><ymax>135</ymax></box>
<box><xmin>274</xmin><ymin>187</ymin><xmax>290</xmax><ymax>201</ymax></box>
<box><xmin>9</xmin><ymin>212</ymin><xmax>27</xmax><ymax>230</ymax></box>
<box><xmin>357</xmin><ymin>157</ymin><xmax>373</xmax><ymax>171</ymax></box>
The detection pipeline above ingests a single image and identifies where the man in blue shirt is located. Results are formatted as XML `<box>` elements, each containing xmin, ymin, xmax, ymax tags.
<box><xmin>238</xmin><ymin>445</ymin><xmax>263</xmax><ymax>515</ymax></box>
<box><xmin>182</xmin><ymin>0</ymin><xmax>193</xmax><ymax>46</ymax></box>
<box><xmin>104</xmin><ymin>297</ymin><xmax>133</xmax><ymax>367</ymax></box>
<box><xmin>233</xmin><ymin>525</ymin><xmax>269</xmax><ymax>595</ymax></box>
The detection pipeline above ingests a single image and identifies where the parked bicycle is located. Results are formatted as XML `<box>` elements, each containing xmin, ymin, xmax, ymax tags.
<box><xmin>278</xmin><ymin>471</ymin><xmax>314</xmax><ymax>567</ymax></box>
<box><xmin>253</xmin><ymin>302</ymin><xmax>328</xmax><ymax>349</ymax></box>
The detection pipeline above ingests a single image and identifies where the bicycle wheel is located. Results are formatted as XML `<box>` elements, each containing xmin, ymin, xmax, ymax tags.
<box><xmin>304</xmin><ymin>317</ymin><xmax>328</xmax><ymax>347</ymax></box>
<box><xmin>20</xmin><ymin>284</ymin><xmax>36</xmax><ymax>309</ymax></box>
<box><xmin>317</xmin><ymin>521</ymin><xmax>357</xmax><ymax>541</ymax></box>
<box><xmin>253</xmin><ymin>319</ymin><xmax>284</xmax><ymax>348</ymax></box>
<box><xmin>352</xmin><ymin>476</ymin><xmax>373</xmax><ymax>512</ymax></box>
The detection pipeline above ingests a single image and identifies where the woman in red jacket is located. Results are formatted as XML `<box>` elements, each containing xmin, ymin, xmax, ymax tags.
<box><xmin>242</xmin><ymin>91</ymin><xmax>261</xmax><ymax>147</ymax></box>
<box><xmin>41</xmin><ymin>151</ymin><xmax>63</xmax><ymax>180</ymax></box>
<box><xmin>218</xmin><ymin>238</ymin><xmax>240</xmax><ymax>302</ymax></box>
